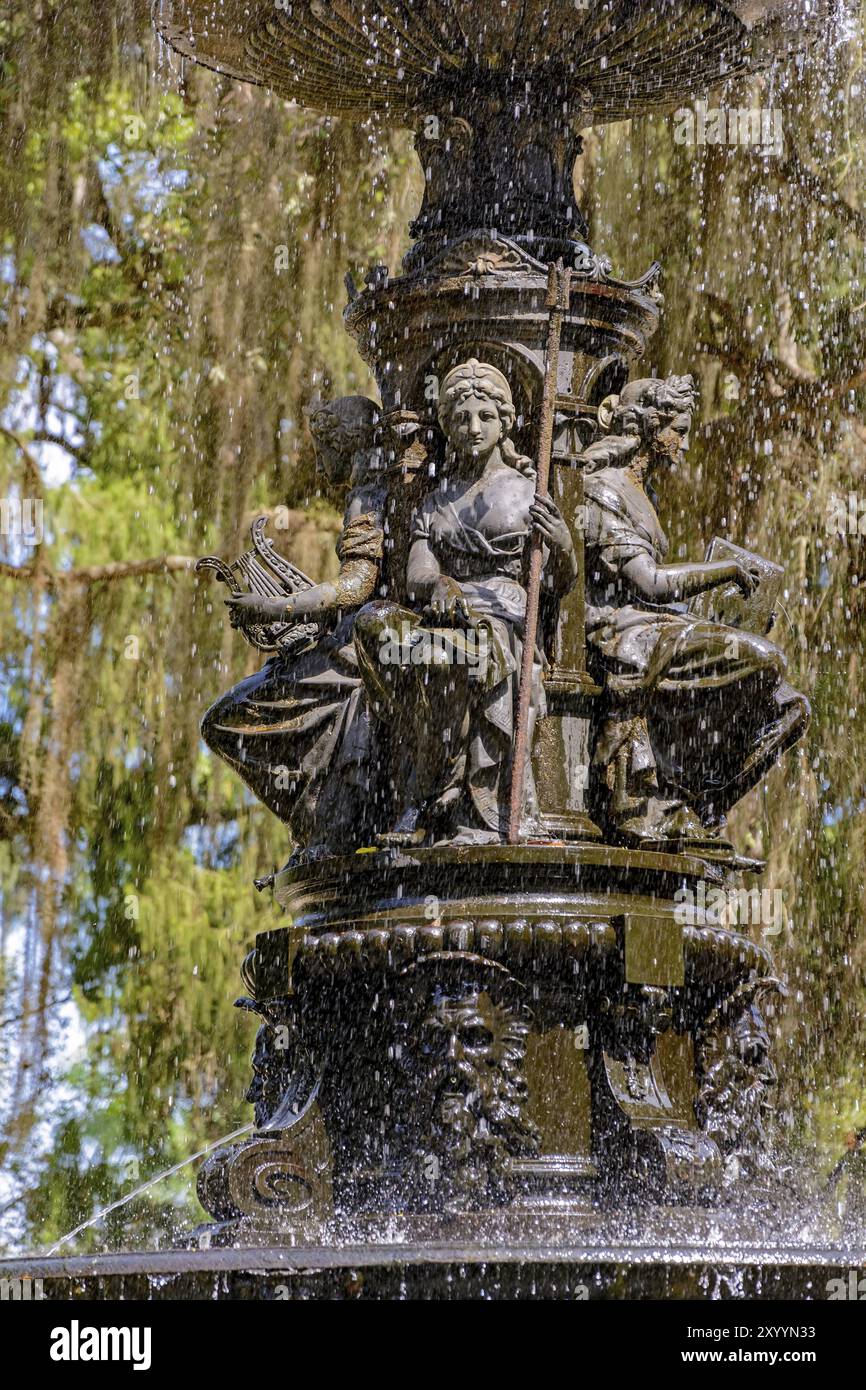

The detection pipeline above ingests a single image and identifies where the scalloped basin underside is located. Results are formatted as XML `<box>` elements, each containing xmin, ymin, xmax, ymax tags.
<box><xmin>156</xmin><ymin>0</ymin><xmax>824</xmax><ymax>123</ymax></box>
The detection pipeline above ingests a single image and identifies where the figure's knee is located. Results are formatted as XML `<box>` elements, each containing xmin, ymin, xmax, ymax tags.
<box><xmin>200</xmin><ymin>699</ymin><xmax>218</xmax><ymax>749</ymax></box>
<box><xmin>354</xmin><ymin>599</ymin><xmax>404</xmax><ymax>649</ymax></box>
<box><xmin>201</xmin><ymin>693</ymin><xmax>235</xmax><ymax>755</ymax></box>
<box><xmin>788</xmin><ymin>689</ymin><xmax>811</xmax><ymax>736</ymax></box>
<box><xmin>354</xmin><ymin>601</ymin><xmax>419</xmax><ymax>694</ymax></box>
<box><xmin>736</xmin><ymin>632</ymin><xmax>788</xmax><ymax>682</ymax></box>
<box><xmin>767</xmin><ymin>644</ymin><xmax>788</xmax><ymax>681</ymax></box>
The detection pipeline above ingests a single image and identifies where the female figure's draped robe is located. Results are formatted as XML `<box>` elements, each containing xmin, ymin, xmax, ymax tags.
<box><xmin>355</xmin><ymin>469</ymin><xmax>547</xmax><ymax>842</ymax></box>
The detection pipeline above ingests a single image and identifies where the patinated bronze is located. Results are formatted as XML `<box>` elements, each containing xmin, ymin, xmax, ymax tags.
<box><xmin>353</xmin><ymin>357</ymin><xmax>575</xmax><ymax>845</ymax></box>
<box><xmin>199</xmin><ymin>397</ymin><xmax>389</xmax><ymax>856</ymax></box>
<box><xmin>581</xmin><ymin>376</ymin><xmax>811</xmax><ymax>846</ymax></box>
<box><xmin>168</xmin><ymin>1</ymin><xmax>820</xmax><ymax>1240</ymax></box>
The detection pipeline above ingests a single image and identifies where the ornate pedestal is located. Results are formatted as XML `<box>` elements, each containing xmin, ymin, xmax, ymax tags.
<box><xmin>197</xmin><ymin>846</ymin><xmax>780</xmax><ymax>1241</ymax></box>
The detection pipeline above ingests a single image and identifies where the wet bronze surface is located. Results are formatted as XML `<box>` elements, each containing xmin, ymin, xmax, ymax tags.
<box><xmin>180</xmin><ymin>0</ymin><xmax>814</xmax><ymax>1235</ymax></box>
<box><xmin>157</xmin><ymin>1</ymin><xmax>822</xmax><ymax>124</ymax></box>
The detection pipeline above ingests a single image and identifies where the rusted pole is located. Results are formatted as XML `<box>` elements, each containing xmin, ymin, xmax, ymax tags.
<box><xmin>507</xmin><ymin>260</ymin><xmax>571</xmax><ymax>844</ymax></box>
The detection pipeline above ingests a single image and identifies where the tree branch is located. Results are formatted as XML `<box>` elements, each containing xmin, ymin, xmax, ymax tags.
<box><xmin>0</xmin><ymin>425</ymin><xmax>45</xmax><ymax>494</ymax></box>
<box><xmin>0</xmin><ymin>555</ymin><xmax>196</xmax><ymax>586</ymax></box>
<box><xmin>28</xmin><ymin>429</ymin><xmax>85</xmax><ymax>459</ymax></box>
<box><xmin>59</xmin><ymin>556</ymin><xmax>197</xmax><ymax>583</ymax></box>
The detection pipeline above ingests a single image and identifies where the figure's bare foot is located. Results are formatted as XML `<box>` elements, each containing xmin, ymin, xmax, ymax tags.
<box><xmin>615</xmin><ymin>801</ymin><xmax>731</xmax><ymax>852</ymax></box>
<box><xmin>375</xmin><ymin>827</ymin><xmax>427</xmax><ymax>848</ymax></box>
<box><xmin>375</xmin><ymin>806</ymin><xmax>428</xmax><ymax>848</ymax></box>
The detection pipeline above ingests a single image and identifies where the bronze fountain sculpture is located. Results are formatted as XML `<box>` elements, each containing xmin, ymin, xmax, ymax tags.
<box><xmin>157</xmin><ymin>1</ymin><xmax>825</xmax><ymax>1244</ymax></box>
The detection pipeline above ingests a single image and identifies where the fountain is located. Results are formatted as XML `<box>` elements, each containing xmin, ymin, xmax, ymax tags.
<box><xmin>8</xmin><ymin>0</ymin><xmax>860</xmax><ymax>1300</ymax></box>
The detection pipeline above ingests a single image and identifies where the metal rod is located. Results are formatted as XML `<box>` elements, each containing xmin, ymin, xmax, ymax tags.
<box><xmin>507</xmin><ymin>260</ymin><xmax>570</xmax><ymax>844</ymax></box>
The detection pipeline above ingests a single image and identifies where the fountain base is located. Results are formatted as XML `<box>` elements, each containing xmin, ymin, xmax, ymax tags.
<box><xmin>198</xmin><ymin>846</ymin><xmax>782</xmax><ymax>1232</ymax></box>
<box><xmin>6</xmin><ymin>1216</ymin><xmax>865</xmax><ymax>1301</ymax></box>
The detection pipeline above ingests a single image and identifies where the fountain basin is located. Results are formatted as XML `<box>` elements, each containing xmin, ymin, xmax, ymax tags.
<box><xmin>157</xmin><ymin>1</ymin><xmax>826</xmax><ymax>124</ymax></box>
<box><xmin>4</xmin><ymin>1227</ymin><xmax>865</xmax><ymax>1299</ymax></box>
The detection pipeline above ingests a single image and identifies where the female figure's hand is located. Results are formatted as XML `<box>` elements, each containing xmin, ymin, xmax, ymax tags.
<box><xmin>532</xmin><ymin>495</ymin><xmax>577</xmax><ymax>585</ymax></box>
<box><xmin>731</xmin><ymin>561</ymin><xmax>762</xmax><ymax>598</ymax></box>
<box><xmin>424</xmin><ymin>576</ymin><xmax>475</xmax><ymax>628</ymax></box>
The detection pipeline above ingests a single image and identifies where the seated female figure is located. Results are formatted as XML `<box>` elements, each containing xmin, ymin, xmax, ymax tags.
<box><xmin>201</xmin><ymin>397</ymin><xmax>387</xmax><ymax>858</ymax></box>
<box><xmin>354</xmin><ymin>359</ymin><xmax>576</xmax><ymax>844</ymax></box>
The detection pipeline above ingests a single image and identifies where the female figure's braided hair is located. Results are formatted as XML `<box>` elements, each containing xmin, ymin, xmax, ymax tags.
<box><xmin>437</xmin><ymin>359</ymin><xmax>535</xmax><ymax>476</ymax></box>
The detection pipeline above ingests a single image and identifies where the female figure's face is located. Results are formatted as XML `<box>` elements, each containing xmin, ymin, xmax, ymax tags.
<box><xmin>446</xmin><ymin>392</ymin><xmax>503</xmax><ymax>463</ymax></box>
